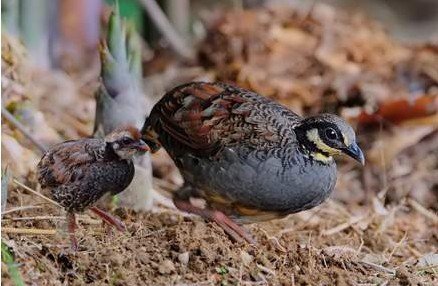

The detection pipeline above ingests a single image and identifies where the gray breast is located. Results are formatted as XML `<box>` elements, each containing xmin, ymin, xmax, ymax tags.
<box><xmin>180</xmin><ymin>145</ymin><xmax>337</xmax><ymax>214</ymax></box>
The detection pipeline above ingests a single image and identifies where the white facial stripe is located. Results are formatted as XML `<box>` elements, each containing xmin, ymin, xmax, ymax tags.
<box><xmin>342</xmin><ymin>132</ymin><xmax>349</xmax><ymax>146</ymax></box>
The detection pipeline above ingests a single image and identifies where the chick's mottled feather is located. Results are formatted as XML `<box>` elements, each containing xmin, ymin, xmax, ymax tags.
<box><xmin>37</xmin><ymin>138</ymin><xmax>134</xmax><ymax>212</ymax></box>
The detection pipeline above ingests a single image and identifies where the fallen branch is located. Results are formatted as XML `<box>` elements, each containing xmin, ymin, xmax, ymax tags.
<box><xmin>1</xmin><ymin>105</ymin><xmax>47</xmax><ymax>153</ymax></box>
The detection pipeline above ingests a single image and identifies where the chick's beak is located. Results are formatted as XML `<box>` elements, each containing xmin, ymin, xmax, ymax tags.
<box><xmin>134</xmin><ymin>140</ymin><xmax>150</xmax><ymax>152</ymax></box>
<box><xmin>343</xmin><ymin>142</ymin><xmax>365</xmax><ymax>165</ymax></box>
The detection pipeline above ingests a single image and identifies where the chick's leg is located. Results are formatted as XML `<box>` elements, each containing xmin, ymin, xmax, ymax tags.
<box><xmin>67</xmin><ymin>212</ymin><xmax>78</xmax><ymax>251</ymax></box>
<box><xmin>173</xmin><ymin>198</ymin><xmax>255</xmax><ymax>244</ymax></box>
<box><xmin>89</xmin><ymin>206</ymin><xmax>126</xmax><ymax>232</ymax></box>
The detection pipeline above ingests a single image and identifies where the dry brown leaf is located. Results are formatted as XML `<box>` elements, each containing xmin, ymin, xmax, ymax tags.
<box><xmin>368</xmin><ymin>126</ymin><xmax>434</xmax><ymax>167</ymax></box>
<box><xmin>1</xmin><ymin>134</ymin><xmax>39</xmax><ymax>178</ymax></box>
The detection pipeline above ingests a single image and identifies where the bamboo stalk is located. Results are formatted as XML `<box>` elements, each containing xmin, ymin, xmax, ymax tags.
<box><xmin>2</xmin><ymin>215</ymin><xmax>101</xmax><ymax>225</ymax></box>
<box><xmin>2</xmin><ymin>0</ymin><xmax>20</xmax><ymax>35</ymax></box>
<box><xmin>20</xmin><ymin>0</ymin><xmax>50</xmax><ymax>68</ymax></box>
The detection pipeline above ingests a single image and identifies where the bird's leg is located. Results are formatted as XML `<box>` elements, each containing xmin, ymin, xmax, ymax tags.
<box><xmin>89</xmin><ymin>206</ymin><xmax>126</xmax><ymax>232</ymax></box>
<box><xmin>173</xmin><ymin>198</ymin><xmax>255</xmax><ymax>244</ymax></box>
<box><xmin>67</xmin><ymin>212</ymin><xmax>78</xmax><ymax>251</ymax></box>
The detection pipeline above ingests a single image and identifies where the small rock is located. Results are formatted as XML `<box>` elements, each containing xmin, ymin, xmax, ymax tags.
<box><xmin>240</xmin><ymin>250</ymin><xmax>253</xmax><ymax>266</ymax></box>
<box><xmin>295</xmin><ymin>265</ymin><xmax>300</xmax><ymax>272</ymax></box>
<box><xmin>417</xmin><ymin>253</ymin><xmax>438</xmax><ymax>267</ymax></box>
<box><xmin>178</xmin><ymin>252</ymin><xmax>190</xmax><ymax>266</ymax></box>
<box><xmin>158</xmin><ymin>259</ymin><xmax>175</xmax><ymax>274</ymax></box>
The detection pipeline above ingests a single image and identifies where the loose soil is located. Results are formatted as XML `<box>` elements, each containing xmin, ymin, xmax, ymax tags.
<box><xmin>2</xmin><ymin>191</ymin><xmax>437</xmax><ymax>285</ymax></box>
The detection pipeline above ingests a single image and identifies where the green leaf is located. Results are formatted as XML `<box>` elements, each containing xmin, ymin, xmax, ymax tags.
<box><xmin>1</xmin><ymin>241</ymin><xmax>25</xmax><ymax>286</ymax></box>
<box><xmin>215</xmin><ymin>266</ymin><xmax>229</xmax><ymax>275</ymax></box>
<box><xmin>126</xmin><ymin>23</ymin><xmax>142</xmax><ymax>82</ymax></box>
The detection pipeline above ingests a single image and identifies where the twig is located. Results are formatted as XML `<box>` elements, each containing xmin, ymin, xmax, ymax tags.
<box><xmin>2</xmin><ymin>215</ymin><xmax>65</xmax><ymax>221</ymax></box>
<box><xmin>387</xmin><ymin>232</ymin><xmax>407</xmax><ymax>263</ymax></box>
<box><xmin>2</xmin><ymin>205</ymin><xmax>43</xmax><ymax>215</ymax></box>
<box><xmin>2</xmin><ymin>227</ymin><xmax>57</xmax><ymax>235</ymax></box>
<box><xmin>408</xmin><ymin>198</ymin><xmax>438</xmax><ymax>224</ymax></box>
<box><xmin>139</xmin><ymin>0</ymin><xmax>194</xmax><ymax>60</ymax></box>
<box><xmin>259</xmin><ymin>228</ymin><xmax>287</xmax><ymax>253</ymax></box>
<box><xmin>322</xmin><ymin>215</ymin><xmax>366</xmax><ymax>236</ymax></box>
<box><xmin>1</xmin><ymin>105</ymin><xmax>47</xmax><ymax>153</ymax></box>
<box><xmin>360</xmin><ymin>261</ymin><xmax>396</xmax><ymax>275</ymax></box>
<box><xmin>12</xmin><ymin>179</ymin><xmax>62</xmax><ymax>207</ymax></box>
<box><xmin>2</xmin><ymin>216</ymin><xmax>63</xmax><ymax>224</ymax></box>
<box><xmin>256</xmin><ymin>264</ymin><xmax>276</xmax><ymax>276</ymax></box>
<box><xmin>407</xmin><ymin>245</ymin><xmax>423</xmax><ymax>258</ymax></box>
<box><xmin>2</xmin><ymin>215</ymin><xmax>101</xmax><ymax>225</ymax></box>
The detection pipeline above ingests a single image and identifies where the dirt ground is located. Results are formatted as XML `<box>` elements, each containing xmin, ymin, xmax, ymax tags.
<box><xmin>1</xmin><ymin>183</ymin><xmax>437</xmax><ymax>285</ymax></box>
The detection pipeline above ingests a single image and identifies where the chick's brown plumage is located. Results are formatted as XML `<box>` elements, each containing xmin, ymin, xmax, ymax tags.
<box><xmin>38</xmin><ymin>139</ymin><xmax>133</xmax><ymax>211</ymax></box>
<box><xmin>37</xmin><ymin>126</ymin><xmax>149</xmax><ymax>250</ymax></box>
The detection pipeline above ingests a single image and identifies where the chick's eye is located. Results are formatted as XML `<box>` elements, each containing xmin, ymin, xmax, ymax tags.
<box><xmin>325</xmin><ymin>128</ymin><xmax>338</xmax><ymax>140</ymax></box>
<box><xmin>121</xmin><ymin>137</ymin><xmax>133</xmax><ymax>145</ymax></box>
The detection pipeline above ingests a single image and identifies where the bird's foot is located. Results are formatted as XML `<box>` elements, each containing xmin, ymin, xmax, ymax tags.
<box><xmin>173</xmin><ymin>199</ymin><xmax>256</xmax><ymax>244</ymax></box>
<box><xmin>89</xmin><ymin>206</ymin><xmax>126</xmax><ymax>232</ymax></box>
<box><xmin>67</xmin><ymin>212</ymin><xmax>78</xmax><ymax>251</ymax></box>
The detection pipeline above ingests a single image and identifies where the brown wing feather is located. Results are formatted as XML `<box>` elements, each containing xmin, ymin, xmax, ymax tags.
<box><xmin>143</xmin><ymin>82</ymin><xmax>297</xmax><ymax>156</ymax></box>
<box><xmin>37</xmin><ymin>139</ymin><xmax>105</xmax><ymax>188</ymax></box>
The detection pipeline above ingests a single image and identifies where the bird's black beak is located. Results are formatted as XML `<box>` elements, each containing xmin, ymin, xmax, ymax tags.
<box><xmin>343</xmin><ymin>142</ymin><xmax>365</xmax><ymax>165</ymax></box>
<box><xmin>134</xmin><ymin>140</ymin><xmax>150</xmax><ymax>152</ymax></box>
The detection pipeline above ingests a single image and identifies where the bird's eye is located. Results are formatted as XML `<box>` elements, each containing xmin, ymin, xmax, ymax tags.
<box><xmin>121</xmin><ymin>137</ymin><xmax>133</xmax><ymax>145</ymax></box>
<box><xmin>325</xmin><ymin>128</ymin><xmax>338</xmax><ymax>140</ymax></box>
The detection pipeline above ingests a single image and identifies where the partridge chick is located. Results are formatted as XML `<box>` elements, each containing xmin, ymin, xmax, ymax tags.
<box><xmin>94</xmin><ymin>8</ymin><xmax>154</xmax><ymax>211</ymax></box>
<box><xmin>142</xmin><ymin>82</ymin><xmax>364</xmax><ymax>243</ymax></box>
<box><xmin>37</xmin><ymin>126</ymin><xmax>149</xmax><ymax>250</ymax></box>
